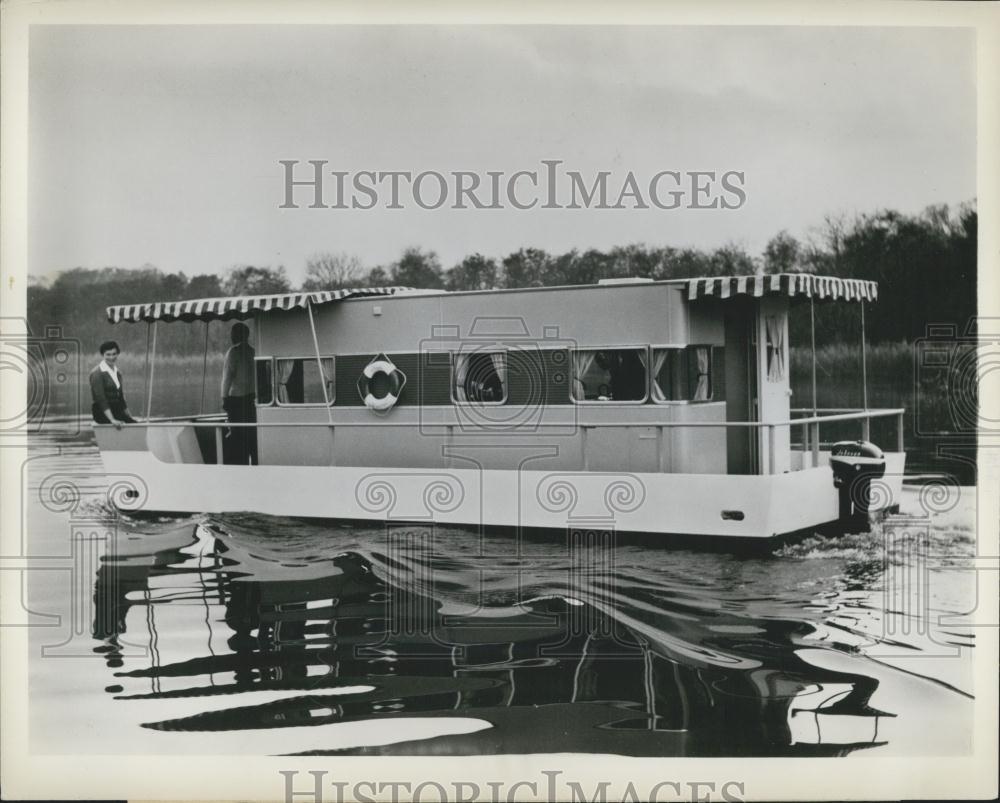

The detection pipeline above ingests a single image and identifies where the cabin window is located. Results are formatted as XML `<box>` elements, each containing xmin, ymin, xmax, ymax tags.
<box><xmin>255</xmin><ymin>358</ymin><xmax>274</xmax><ymax>405</ymax></box>
<box><xmin>652</xmin><ymin>347</ymin><xmax>712</xmax><ymax>402</ymax></box>
<box><xmin>570</xmin><ymin>348</ymin><xmax>648</xmax><ymax>402</ymax></box>
<box><xmin>275</xmin><ymin>357</ymin><xmax>335</xmax><ymax>405</ymax></box>
<box><xmin>453</xmin><ymin>351</ymin><xmax>506</xmax><ymax>404</ymax></box>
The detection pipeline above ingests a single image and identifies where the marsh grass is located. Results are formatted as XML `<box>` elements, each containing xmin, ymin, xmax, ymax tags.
<box><xmin>790</xmin><ymin>341</ymin><xmax>913</xmax><ymax>379</ymax></box>
<box><xmin>40</xmin><ymin>353</ymin><xmax>226</xmax><ymax>420</ymax></box>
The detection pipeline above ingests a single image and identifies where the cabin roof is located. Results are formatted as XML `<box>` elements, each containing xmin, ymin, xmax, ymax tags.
<box><xmin>105</xmin><ymin>273</ymin><xmax>877</xmax><ymax>324</ymax></box>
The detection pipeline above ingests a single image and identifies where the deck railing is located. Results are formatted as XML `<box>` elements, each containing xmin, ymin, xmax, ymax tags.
<box><xmin>96</xmin><ymin>407</ymin><xmax>905</xmax><ymax>475</ymax></box>
<box><xmin>789</xmin><ymin>408</ymin><xmax>905</xmax><ymax>472</ymax></box>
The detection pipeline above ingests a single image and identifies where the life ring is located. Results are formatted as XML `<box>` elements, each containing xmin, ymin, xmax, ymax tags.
<box><xmin>358</xmin><ymin>357</ymin><xmax>405</xmax><ymax>412</ymax></box>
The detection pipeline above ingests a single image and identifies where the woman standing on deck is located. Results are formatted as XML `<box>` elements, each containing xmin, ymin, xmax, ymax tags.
<box><xmin>89</xmin><ymin>340</ymin><xmax>137</xmax><ymax>428</ymax></box>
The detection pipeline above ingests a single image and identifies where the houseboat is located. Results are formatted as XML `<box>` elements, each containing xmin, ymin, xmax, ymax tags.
<box><xmin>94</xmin><ymin>274</ymin><xmax>906</xmax><ymax>539</ymax></box>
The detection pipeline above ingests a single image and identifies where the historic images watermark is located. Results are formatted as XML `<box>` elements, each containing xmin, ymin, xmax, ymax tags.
<box><xmin>914</xmin><ymin>316</ymin><xmax>1000</xmax><ymax>444</ymax></box>
<box><xmin>279</xmin><ymin>160</ymin><xmax>747</xmax><ymax>211</ymax></box>
<box><xmin>280</xmin><ymin>769</ymin><xmax>746</xmax><ymax>803</ymax></box>
<box><xmin>0</xmin><ymin>316</ymin><xmax>80</xmax><ymax>437</ymax></box>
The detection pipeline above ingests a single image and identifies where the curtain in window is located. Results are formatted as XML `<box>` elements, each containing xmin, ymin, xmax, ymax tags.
<box><xmin>276</xmin><ymin>359</ymin><xmax>295</xmax><ymax>404</ymax></box>
<box><xmin>318</xmin><ymin>358</ymin><xmax>334</xmax><ymax>403</ymax></box>
<box><xmin>765</xmin><ymin>316</ymin><xmax>785</xmax><ymax>382</ymax></box>
<box><xmin>454</xmin><ymin>353</ymin><xmax>470</xmax><ymax>402</ymax></box>
<box><xmin>633</xmin><ymin>349</ymin><xmax>650</xmax><ymax>402</ymax></box>
<box><xmin>693</xmin><ymin>347</ymin><xmax>711</xmax><ymax>401</ymax></box>
<box><xmin>571</xmin><ymin>351</ymin><xmax>597</xmax><ymax>400</ymax></box>
<box><xmin>489</xmin><ymin>352</ymin><xmax>506</xmax><ymax>399</ymax></box>
<box><xmin>650</xmin><ymin>350</ymin><xmax>670</xmax><ymax>402</ymax></box>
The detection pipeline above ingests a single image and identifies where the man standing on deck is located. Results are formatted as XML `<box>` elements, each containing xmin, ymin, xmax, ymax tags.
<box><xmin>221</xmin><ymin>322</ymin><xmax>258</xmax><ymax>465</ymax></box>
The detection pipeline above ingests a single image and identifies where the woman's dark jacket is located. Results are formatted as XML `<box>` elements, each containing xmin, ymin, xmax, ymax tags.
<box><xmin>89</xmin><ymin>366</ymin><xmax>132</xmax><ymax>423</ymax></box>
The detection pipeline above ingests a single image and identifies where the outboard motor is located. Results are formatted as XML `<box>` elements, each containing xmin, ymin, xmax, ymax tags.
<box><xmin>830</xmin><ymin>440</ymin><xmax>886</xmax><ymax>531</ymax></box>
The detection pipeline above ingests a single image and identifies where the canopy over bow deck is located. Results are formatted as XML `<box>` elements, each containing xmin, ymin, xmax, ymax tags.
<box><xmin>107</xmin><ymin>286</ymin><xmax>416</xmax><ymax>324</ymax></box>
<box><xmin>685</xmin><ymin>274</ymin><xmax>877</xmax><ymax>302</ymax></box>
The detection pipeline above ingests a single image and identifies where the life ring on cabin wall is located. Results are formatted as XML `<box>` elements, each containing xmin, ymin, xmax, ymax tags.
<box><xmin>358</xmin><ymin>355</ymin><xmax>406</xmax><ymax>412</ymax></box>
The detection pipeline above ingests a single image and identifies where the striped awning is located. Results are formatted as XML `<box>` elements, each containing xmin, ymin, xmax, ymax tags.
<box><xmin>107</xmin><ymin>286</ymin><xmax>415</xmax><ymax>324</ymax></box>
<box><xmin>686</xmin><ymin>274</ymin><xmax>877</xmax><ymax>303</ymax></box>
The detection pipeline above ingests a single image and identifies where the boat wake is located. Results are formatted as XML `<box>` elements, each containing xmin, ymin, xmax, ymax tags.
<box><xmin>79</xmin><ymin>499</ymin><xmax>976</xmax><ymax>756</ymax></box>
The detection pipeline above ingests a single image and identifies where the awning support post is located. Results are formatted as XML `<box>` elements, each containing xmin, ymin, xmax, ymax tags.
<box><xmin>145</xmin><ymin>321</ymin><xmax>158</xmax><ymax>420</ymax></box>
<box><xmin>860</xmin><ymin>301</ymin><xmax>870</xmax><ymax>441</ymax></box>
<box><xmin>142</xmin><ymin>322</ymin><xmax>151</xmax><ymax>419</ymax></box>
<box><xmin>810</xmin><ymin>297</ymin><xmax>818</xmax><ymax>417</ymax></box>
<box><xmin>306</xmin><ymin>298</ymin><xmax>334</xmax><ymax>424</ymax></box>
<box><xmin>199</xmin><ymin>321</ymin><xmax>210</xmax><ymax>415</ymax></box>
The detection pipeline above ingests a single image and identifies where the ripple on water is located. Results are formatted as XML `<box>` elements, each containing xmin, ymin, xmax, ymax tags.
<box><xmin>23</xmin><ymin>435</ymin><xmax>978</xmax><ymax>756</ymax></box>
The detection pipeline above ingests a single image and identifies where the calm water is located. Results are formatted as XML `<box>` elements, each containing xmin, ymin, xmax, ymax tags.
<box><xmin>26</xmin><ymin>429</ymin><xmax>978</xmax><ymax>756</ymax></box>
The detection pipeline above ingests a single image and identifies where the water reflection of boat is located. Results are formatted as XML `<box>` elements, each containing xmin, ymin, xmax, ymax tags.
<box><xmin>92</xmin><ymin>518</ymin><xmax>895</xmax><ymax>755</ymax></box>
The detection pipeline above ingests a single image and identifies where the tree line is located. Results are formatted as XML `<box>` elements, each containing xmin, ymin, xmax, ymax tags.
<box><xmin>27</xmin><ymin>202</ymin><xmax>975</xmax><ymax>355</ymax></box>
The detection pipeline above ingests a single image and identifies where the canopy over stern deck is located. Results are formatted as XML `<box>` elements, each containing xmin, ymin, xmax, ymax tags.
<box><xmin>685</xmin><ymin>274</ymin><xmax>877</xmax><ymax>303</ymax></box>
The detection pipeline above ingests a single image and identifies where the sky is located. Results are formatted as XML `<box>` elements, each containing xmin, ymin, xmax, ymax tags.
<box><xmin>29</xmin><ymin>25</ymin><xmax>976</xmax><ymax>286</ymax></box>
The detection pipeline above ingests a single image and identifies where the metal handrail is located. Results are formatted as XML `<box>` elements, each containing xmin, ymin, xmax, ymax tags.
<box><xmin>140</xmin><ymin>413</ymin><xmax>227</xmax><ymax>422</ymax></box>
<box><xmin>791</xmin><ymin>407</ymin><xmax>868</xmax><ymax>413</ymax></box>
<box><xmin>788</xmin><ymin>408</ymin><xmax>903</xmax><ymax>426</ymax></box>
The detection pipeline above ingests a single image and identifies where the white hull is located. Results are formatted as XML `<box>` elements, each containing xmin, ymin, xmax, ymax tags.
<box><xmin>97</xmin><ymin>448</ymin><xmax>907</xmax><ymax>539</ymax></box>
